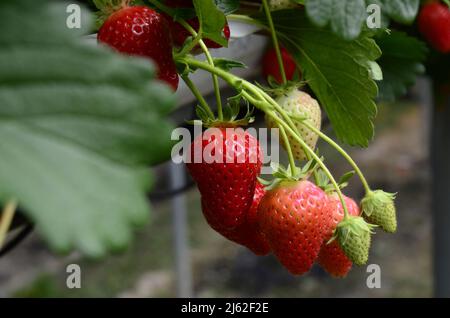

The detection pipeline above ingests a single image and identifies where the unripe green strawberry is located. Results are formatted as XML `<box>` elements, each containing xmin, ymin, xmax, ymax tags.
<box><xmin>361</xmin><ymin>190</ymin><xmax>397</xmax><ymax>233</ymax></box>
<box><xmin>266</xmin><ymin>90</ymin><xmax>322</xmax><ymax>161</ymax></box>
<box><xmin>334</xmin><ymin>216</ymin><xmax>375</xmax><ymax>266</ymax></box>
<box><xmin>269</xmin><ymin>0</ymin><xmax>297</xmax><ymax>11</ymax></box>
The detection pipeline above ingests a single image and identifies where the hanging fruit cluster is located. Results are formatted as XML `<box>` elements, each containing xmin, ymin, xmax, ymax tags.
<box><xmin>90</xmin><ymin>0</ymin><xmax>450</xmax><ymax>277</ymax></box>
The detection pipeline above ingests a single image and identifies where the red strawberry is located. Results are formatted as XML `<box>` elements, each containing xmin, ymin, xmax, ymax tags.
<box><xmin>98</xmin><ymin>6</ymin><xmax>179</xmax><ymax>90</ymax></box>
<box><xmin>187</xmin><ymin>127</ymin><xmax>263</xmax><ymax>229</ymax></box>
<box><xmin>318</xmin><ymin>194</ymin><xmax>360</xmax><ymax>278</ymax></box>
<box><xmin>164</xmin><ymin>0</ymin><xmax>231</xmax><ymax>49</ymax></box>
<box><xmin>257</xmin><ymin>180</ymin><xmax>331</xmax><ymax>275</ymax></box>
<box><xmin>262</xmin><ymin>47</ymin><xmax>298</xmax><ymax>84</ymax></box>
<box><xmin>202</xmin><ymin>182</ymin><xmax>271</xmax><ymax>255</ymax></box>
<box><xmin>418</xmin><ymin>2</ymin><xmax>450</xmax><ymax>53</ymax></box>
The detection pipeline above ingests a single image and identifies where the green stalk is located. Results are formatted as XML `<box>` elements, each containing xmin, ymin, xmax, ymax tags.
<box><xmin>182</xmin><ymin>57</ymin><xmax>298</xmax><ymax>135</ymax></box>
<box><xmin>181</xmin><ymin>75</ymin><xmax>214</xmax><ymax>118</ymax></box>
<box><xmin>176</xmin><ymin>23</ymin><xmax>224</xmax><ymax>121</ymax></box>
<box><xmin>261</xmin><ymin>0</ymin><xmax>287</xmax><ymax>84</ymax></box>
<box><xmin>175</xmin><ymin>22</ymin><xmax>223</xmax><ymax>120</ymax></box>
<box><xmin>301</xmin><ymin>120</ymin><xmax>371</xmax><ymax>194</ymax></box>
<box><xmin>198</xmin><ymin>41</ymin><xmax>224</xmax><ymax>120</ymax></box>
<box><xmin>279</xmin><ymin>125</ymin><xmax>297</xmax><ymax>176</ymax></box>
<box><xmin>0</xmin><ymin>200</ymin><xmax>17</xmax><ymax>249</ymax></box>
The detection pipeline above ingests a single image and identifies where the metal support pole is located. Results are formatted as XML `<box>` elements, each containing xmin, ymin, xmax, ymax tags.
<box><xmin>431</xmin><ymin>81</ymin><xmax>450</xmax><ymax>297</ymax></box>
<box><xmin>169</xmin><ymin>162</ymin><xmax>193</xmax><ymax>298</ymax></box>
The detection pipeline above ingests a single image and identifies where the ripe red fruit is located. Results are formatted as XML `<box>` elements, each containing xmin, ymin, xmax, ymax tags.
<box><xmin>164</xmin><ymin>0</ymin><xmax>231</xmax><ymax>49</ymax></box>
<box><xmin>98</xmin><ymin>6</ymin><xmax>179</xmax><ymax>90</ymax></box>
<box><xmin>418</xmin><ymin>2</ymin><xmax>450</xmax><ymax>53</ymax></box>
<box><xmin>318</xmin><ymin>195</ymin><xmax>360</xmax><ymax>278</ymax></box>
<box><xmin>262</xmin><ymin>47</ymin><xmax>298</xmax><ymax>84</ymax></box>
<box><xmin>202</xmin><ymin>182</ymin><xmax>271</xmax><ymax>255</ymax></box>
<box><xmin>257</xmin><ymin>180</ymin><xmax>331</xmax><ymax>275</ymax></box>
<box><xmin>187</xmin><ymin>128</ymin><xmax>263</xmax><ymax>229</ymax></box>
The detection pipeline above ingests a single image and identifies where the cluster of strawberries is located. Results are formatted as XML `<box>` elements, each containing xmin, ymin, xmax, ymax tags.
<box><xmin>186</xmin><ymin>126</ymin><xmax>367</xmax><ymax>278</ymax></box>
<box><xmin>96</xmin><ymin>0</ymin><xmax>230</xmax><ymax>91</ymax></box>
<box><xmin>95</xmin><ymin>0</ymin><xmax>399</xmax><ymax>278</ymax></box>
<box><xmin>185</xmin><ymin>79</ymin><xmax>397</xmax><ymax>277</ymax></box>
<box><xmin>187</xmin><ymin>121</ymin><xmax>398</xmax><ymax>278</ymax></box>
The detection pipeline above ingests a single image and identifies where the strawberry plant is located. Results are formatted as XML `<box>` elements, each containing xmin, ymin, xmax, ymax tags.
<box><xmin>1</xmin><ymin>0</ymin><xmax>448</xmax><ymax>281</ymax></box>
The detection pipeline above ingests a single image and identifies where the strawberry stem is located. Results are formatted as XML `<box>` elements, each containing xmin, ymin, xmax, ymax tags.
<box><xmin>181</xmin><ymin>74</ymin><xmax>214</xmax><ymax>118</ymax></box>
<box><xmin>176</xmin><ymin>21</ymin><xmax>224</xmax><ymax>121</ymax></box>
<box><xmin>278</xmin><ymin>125</ymin><xmax>297</xmax><ymax>175</ymax></box>
<box><xmin>301</xmin><ymin>120</ymin><xmax>371</xmax><ymax>194</ymax></box>
<box><xmin>200</xmin><ymin>41</ymin><xmax>224</xmax><ymax>121</ymax></box>
<box><xmin>0</xmin><ymin>199</ymin><xmax>18</xmax><ymax>249</ymax></box>
<box><xmin>261</xmin><ymin>0</ymin><xmax>288</xmax><ymax>84</ymax></box>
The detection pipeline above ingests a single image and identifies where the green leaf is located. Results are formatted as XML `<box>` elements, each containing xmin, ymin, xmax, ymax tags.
<box><xmin>193</xmin><ymin>0</ymin><xmax>228</xmax><ymax>47</ymax></box>
<box><xmin>265</xmin><ymin>10</ymin><xmax>381</xmax><ymax>146</ymax></box>
<box><xmin>305</xmin><ymin>0</ymin><xmax>420</xmax><ymax>40</ymax></box>
<box><xmin>306</xmin><ymin>0</ymin><xmax>367</xmax><ymax>41</ymax></box>
<box><xmin>338</xmin><ymin>171</ymin><xmax>356</xmax><ymax>185</ymax></box>
<box><xmin>376</xmin><ymin>31</ymin><xmax>427</xmax><ymax>101</ymax></box>
<box><xmin>367</xmin><ymin>61</ymin><xmax>383</xmax><ymax>81</ymax></box>
<box><xmin>331</xmin><ymin>0</ymin><xmax>367</xmax><ymax>41</ymax></box>
<box><xmin>213</xmin><ymin>58</ymin><xmax>247</xmax><ymax>71</ymax></box>
<box><xmin>370</xmin><ymin>0</ymin><xmax>419</xmax><ymax>24</ymax></box>
<box><xmin>0</xmin><ymin>0</ymin><xmax>176</xmax><ymax>257</ymax></box>
<box><xmin>305</xmin><ymin>0</ymin><xmax>333</xmax><ymax>27</ymax></box>
<box><xmin>172</xmin><ymin>8</ymin><xmax>197</xmax><ymax>21</ymax></box>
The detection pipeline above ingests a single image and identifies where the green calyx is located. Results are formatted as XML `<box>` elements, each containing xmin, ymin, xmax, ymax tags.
<box><xmin>315</xmin><ymin>169</ymin><xmax>355</xmax><ymax>194</ymax></box>
<box><xmin>93</xmin><ymin>0</ymin><xmax>131</xmax><ymax>11</ymax></box>
<box><xmin>188</xmin><ymin>95</ymin><xmax>255</xmax><ymax>128</ymax></box>
<box><xmin>93</xmin><ymin>0</ymin><xmax>132</xmax><ymax>27</ymax></box>
<box><xmin>257</xmin><ymin>80</ymin><xmax>304</xmax><ymax>99</ymax></box>
<box><xmin>332</xmin><ymin>216</ymin><xmax>377</xmax><ymax>266</ymax></box>
<box><xmin>361</xmin><ymin>190</ymin><xmax>397</xmax><ymax>233</ymax></box>
<box><xmin>259</xmin><ymin>160</ymin><xmax>317</xmax><ymax>191</ymax></box>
